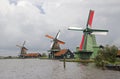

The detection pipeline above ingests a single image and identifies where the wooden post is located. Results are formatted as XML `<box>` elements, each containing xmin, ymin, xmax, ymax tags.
<box><xmin>63</xmin><ymin>56</ymin><xmax>66</xmax><ymax>69</ymax></box>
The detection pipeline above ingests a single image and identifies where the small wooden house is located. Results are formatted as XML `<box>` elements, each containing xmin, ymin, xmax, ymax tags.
<box><xmin>23</xmin><ymin>53</ymin><xmax>41</xmax><ymax>58</ymax></box>
<box><xmin>54</xmin><ymin>49</ymin><xmax>74</xmax><ymax>59</ymax></box>
<box><xmin>116</xmin><ymin>50</ymin><xmax>120</xmax><ymax>58</ymax></box>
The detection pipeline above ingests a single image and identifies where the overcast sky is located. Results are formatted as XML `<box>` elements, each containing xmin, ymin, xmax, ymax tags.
<box><xmin>0</xmin><ymin>0</ymin><xmax>120</xmax><ymax>56</ymax></box>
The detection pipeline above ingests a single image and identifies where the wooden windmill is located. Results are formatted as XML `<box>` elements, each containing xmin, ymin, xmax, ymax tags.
<box><xmin>68</xmin><ymin>10</ymin><xmax>109</xmax><ymax>59</ymax></box>
<box><xmin>45</xmin><ymin>30</ymin><xmax>65</xmax><ymax>58</ymax></box>
<box><xmin>16</xmin><ymin>41</ymin><xmax>28</xmax><ymax>57</ymax></box>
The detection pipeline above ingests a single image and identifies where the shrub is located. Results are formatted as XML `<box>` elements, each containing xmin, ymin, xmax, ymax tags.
<box><xmin>95</xmin><ymin>45</ymin><xmax>118</xmax><ymax>67</ymax></box>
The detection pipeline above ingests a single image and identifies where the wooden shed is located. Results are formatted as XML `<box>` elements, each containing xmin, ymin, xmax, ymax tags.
<box><xmin>54</xmin><ymin>49</ymin><xmax>74</xmax><ymax>59</ymax></box>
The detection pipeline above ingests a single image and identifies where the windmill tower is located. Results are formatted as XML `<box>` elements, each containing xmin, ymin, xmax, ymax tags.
<box><xmin>45</xmin><ymin>30</ymin><xmax>65</xmax><ymax>58</ymax></box>
<box><xmin>16</xmin><ymin>41</ymin><xmax>28</xmax><ymax>57</ymax></box>
<box><xmin>68</xmin><ymin>10</ymin><xmax>108</xmax><ymax>59</ymax></box>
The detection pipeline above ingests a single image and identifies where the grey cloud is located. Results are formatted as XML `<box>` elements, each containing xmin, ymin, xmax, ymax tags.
<box><xmin>0</xmin><ymin>0</ymin><xmax>120</xmax><ymax>56</ymax></box>
<box><xmin>9</xmin><ymin>0</ymin><xmax>19</xmax><ymax>5</ymax></box>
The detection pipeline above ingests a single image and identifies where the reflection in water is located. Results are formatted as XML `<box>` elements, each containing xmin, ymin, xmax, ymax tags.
<box><xmin>0</xmin><ymin>59</ymin><xmax>119</xmax><ymax>79</ymax></box>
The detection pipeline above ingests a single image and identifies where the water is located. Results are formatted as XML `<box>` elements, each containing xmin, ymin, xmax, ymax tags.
<box><xmin>0</xmin><ymin>59</ymin><xmax>119</xmax><ymax>79</ymax></box>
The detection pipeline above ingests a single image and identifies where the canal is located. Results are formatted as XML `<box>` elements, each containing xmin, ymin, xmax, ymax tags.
<box><xmin>0</xmin><ymin>59</ymin><xmax>119</xmax><ymax>79</ymax></box>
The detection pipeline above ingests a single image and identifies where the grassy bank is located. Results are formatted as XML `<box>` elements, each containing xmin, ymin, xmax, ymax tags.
<box><xmin>60</xmin><ymin>59</ymin><xmax>94</xmax><ymax>63</ymax></box>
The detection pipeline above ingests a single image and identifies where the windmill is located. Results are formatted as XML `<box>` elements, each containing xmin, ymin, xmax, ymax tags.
<box><xmin>16</xmin><ymin>41</ymin><xmax>28</xmax><ymax>57</ymax></box>
<box><xmin>45</xmin><ymin>30</ymin><xmax>65</xmax><ymax>58</ymax></box>
<box><xmin>68</xmin><ymin>10</ymin><xmax>109</xmax><ymax>59</ymax></box>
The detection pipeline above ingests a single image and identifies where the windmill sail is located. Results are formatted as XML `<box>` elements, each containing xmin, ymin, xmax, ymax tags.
<box><xmin>68</xmin><ymin>27</ymin><xmax>84</xmax><ymax>31</ymax></box>
<box><xmin>16</xmin><ymin>45</ymin><xmax>22</xmax><ymax>48</ymax></box>
<box><xmin>55</xmin><ymin>30</ymin><xmax>60</xmax><ymax>39</ymax></box>
<box><xmin>91</xmin><ymin>32</ymin><xmax>108</xmax><ymax>35</ymax></box>
<box><xmin>87</xmin><ymin>10</ymin><xmax>94</xmax><ymax>27</ymax></box>
<box><xmin>22</xmin><ymin>41</ymin><xmax>26</xmax><ymax>47</ymax></box>
<box><xmin>57</xmin><ymin>39</ymin><xmax>65</xmax><ymax>44</ymax></box>
<box><xmin>80</xmin><ymin>35</ymin><xmax>85</xmax><ymax>50</ymax></box>
<box><xmin>45</xmin><ymin>35</ymin><xmax>54</xmax><ymax>39</ymax></box>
